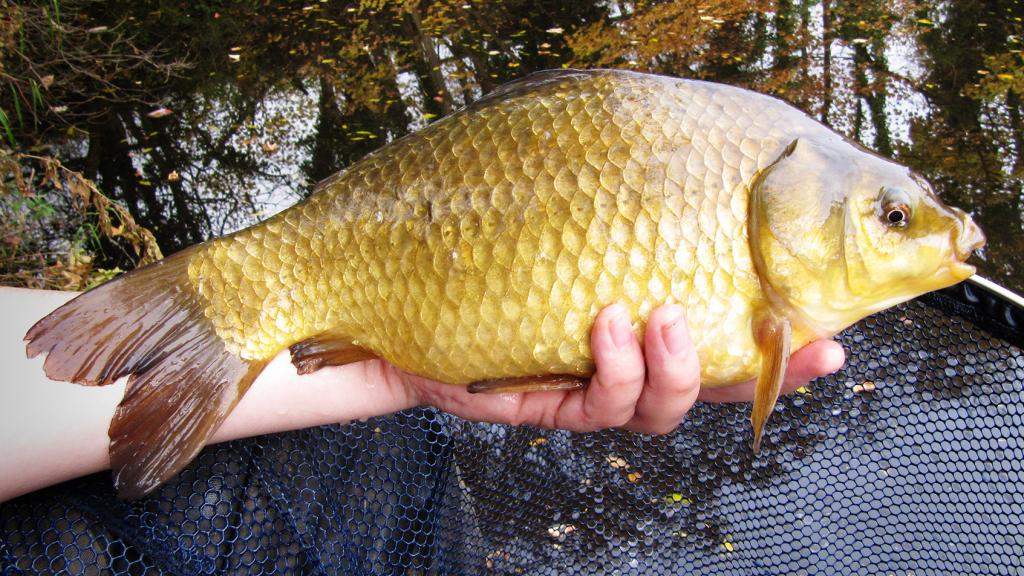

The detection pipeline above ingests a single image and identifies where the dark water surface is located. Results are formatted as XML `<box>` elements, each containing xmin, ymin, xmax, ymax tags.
<box><xmin>5</xmin><ymin>0</ymin><xmax>1024</xmax><ymax>292</ymax></box>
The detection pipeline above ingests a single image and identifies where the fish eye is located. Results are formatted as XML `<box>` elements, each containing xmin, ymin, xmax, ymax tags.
<box><xmin>885</xmin><ymin>205</ymin><xmax>909</xmax><ymax>226</ymax></box>
<box><xmin>880</xmin><ymin>187</ymin><xmax>912</xmax><ymax>229</ymax></box>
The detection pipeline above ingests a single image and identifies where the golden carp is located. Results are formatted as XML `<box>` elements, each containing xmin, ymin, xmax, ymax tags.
<box><xmin>25</xmin><ymin>69</ymin><xmax>984</xmax><ymax>498</ymax></box>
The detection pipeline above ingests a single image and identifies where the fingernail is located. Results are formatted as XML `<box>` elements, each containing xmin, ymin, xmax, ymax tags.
<box><xmin>824</xmin><ymin>343</ymin><xmax>846</xmax><ymax>374</ymax></box>
<box><xmin>661</xmin><ymin>305</ymin><xmax>687</xmax><ymax>354</ymax></box>
<box><xmin>608</xmin><ymin>305</ymin><xmax>633</xmax><ymax>348</ymax></box>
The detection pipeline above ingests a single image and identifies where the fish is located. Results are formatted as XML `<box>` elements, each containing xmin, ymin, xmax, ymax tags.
<box><xmin>25</xmin><ymin>69</ymin><xmax>985</xmax><ymax>498</ymax></box>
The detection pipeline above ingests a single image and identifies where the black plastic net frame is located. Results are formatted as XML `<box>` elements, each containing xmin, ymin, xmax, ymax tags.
<box><xmin>2</xmin><ymin>277</ymin><xmax>1023</xmax><ymax>575</ymax></box>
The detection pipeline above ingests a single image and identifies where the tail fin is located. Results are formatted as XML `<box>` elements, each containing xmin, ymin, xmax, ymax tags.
<box><xmin>25</xmin><ymin>246</ymin><xmax>267</xmax><ymax>499</ymax></box>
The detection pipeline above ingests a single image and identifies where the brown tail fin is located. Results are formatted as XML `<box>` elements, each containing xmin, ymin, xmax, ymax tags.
<box><xmin>25</xmin><ymin>246</ymin><xmax>267</xmax><ymax>499</ymax></box>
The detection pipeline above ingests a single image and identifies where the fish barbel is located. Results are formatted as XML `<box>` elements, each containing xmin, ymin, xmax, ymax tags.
<box><xmin>26</xmin><ymin>69</ymin><xmax>984</xmax><ymax>498</ymax></box>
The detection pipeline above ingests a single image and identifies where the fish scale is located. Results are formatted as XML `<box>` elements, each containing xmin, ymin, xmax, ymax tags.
<box><xmin>27</xmin><ymin>69</ymin><xmax>982</xmax><ymax>498</ymax></box>
<box><xmin>192</xmin><ymin>71</ymin><xmax>790</xmax><ymax>384</ymax></box>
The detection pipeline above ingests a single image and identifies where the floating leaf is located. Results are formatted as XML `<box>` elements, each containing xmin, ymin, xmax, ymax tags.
<box><xmin>606</xmin><ymin>454</ymin><xmax>629</xmax><ymax>469</ymax></box>
<box><xmin>663</xmin><ymin>493</ymin><xmax>692</xmax><ymax>505</ymax></box>
<box><xmin>853</xmin><ymin>381</ymin><xmax>876</xmax><ymax>393</ymax></box>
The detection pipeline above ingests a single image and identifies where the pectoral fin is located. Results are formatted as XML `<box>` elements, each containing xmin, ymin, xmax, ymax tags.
<box><xmin>751</xmin><ymin>315</ymin><xmax>792</xmax><ymax>453</ymax></box>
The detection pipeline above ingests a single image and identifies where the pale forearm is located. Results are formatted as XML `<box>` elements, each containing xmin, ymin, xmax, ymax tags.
<box><xmin>1</xmin><ymin>287</ymin><xmax>844</xmax><ymax>503</ymax></box>
<box><xmin>0</xmin><ymin>287</ymin><xmax>412</xmax><ymax>503</ymax></box>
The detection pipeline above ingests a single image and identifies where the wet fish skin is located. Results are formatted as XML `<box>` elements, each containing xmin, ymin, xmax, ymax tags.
<box><xmin>197</xmin><ymin>71</ymin><xmax>812</xmax><ymax>383</ymax></box>
<box><xmin>195</xmin><ymin>69</ymin><xmax>979</xmax><ymax>383</ymax></box>
<box><xmin>26</xmin><ymin>69</ymin><xmax>983</xmax><ymax>497</ymax></box>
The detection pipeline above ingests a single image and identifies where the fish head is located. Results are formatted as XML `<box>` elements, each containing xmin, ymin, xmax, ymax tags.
<box><xmin>751</xmin><ymin>137</ymin><xmax>985</xmax><ymax>336</ymax></box>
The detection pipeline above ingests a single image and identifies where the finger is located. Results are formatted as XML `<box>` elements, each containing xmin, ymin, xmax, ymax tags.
<box><xmin>697</xmin><ymin>339</ymin><xmax>845</xmax><ymax>403</ymax></box>
<box><xmin>552</xmin><ymin>303</ymin><xmax>645</xmax><ymax>431</ymax></box>
<box><xmin>623</xmin><ymin>304</ymin><xmax>701</xmax><ymax>434</ymax></box>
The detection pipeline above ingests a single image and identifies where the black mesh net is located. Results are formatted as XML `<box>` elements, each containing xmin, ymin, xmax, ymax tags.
<box><xmin>3</xmin><ymin>280</ymin><xmax>1023</xmax><ymax>575</ymax></box>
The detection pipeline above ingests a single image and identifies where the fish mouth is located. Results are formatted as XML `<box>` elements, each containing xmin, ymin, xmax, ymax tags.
<box><xmin>948</xmin><ymin>210</ymin><xmax>984</xmax><ymax>281</ymax></box>
<box><xmin>948</xmin><ymin>261</ymin><xmax>977</xmax><ymax>282</ymax></box>
<box><xmin>953</xmin><ymin>211</ymin><xmax>986</xmax><ymax>261</ymax></box>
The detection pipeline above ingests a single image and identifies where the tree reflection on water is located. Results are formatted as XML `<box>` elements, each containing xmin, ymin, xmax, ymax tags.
<box><xmin>1</xmin><ymin>0</ymin><xmax>1021</xmax><ymax>292</ymax></box>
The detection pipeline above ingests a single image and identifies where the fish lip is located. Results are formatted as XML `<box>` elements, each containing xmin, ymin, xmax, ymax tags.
<box><xmin>955</xmin><ymin>236</ymin><xmax>986</xmax><ymax>261</ymax></box>
<box><xmin>949</xmin><ymin>261</ymin><xmax>977</xmax><ymax>282</ymax></box>
<box><xmin>954</xmin><ymin>214</ymin><xmax>986</xmax><ymax>261</ymax></box>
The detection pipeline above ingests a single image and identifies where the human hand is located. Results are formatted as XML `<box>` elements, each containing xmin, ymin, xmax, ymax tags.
<box><xmin>371</xmin><ymin>304</ymin><xmax>845</xmax><ymax>435</ymax></box>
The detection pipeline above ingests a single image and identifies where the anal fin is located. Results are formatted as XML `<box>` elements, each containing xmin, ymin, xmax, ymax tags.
<box><xmin>751</xmin><ymin>314</ymin><xmax>792</xmax><ymax>453</ymax></box>
<box><xmin>289</xmin><ymin>334</ymin><xmax>377</xmax><ymax>375</ymax></box>
<box><xmin>468</xmin><ymin>374</ymin><xmax>587</xmax><ymax>394</ymax></box>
